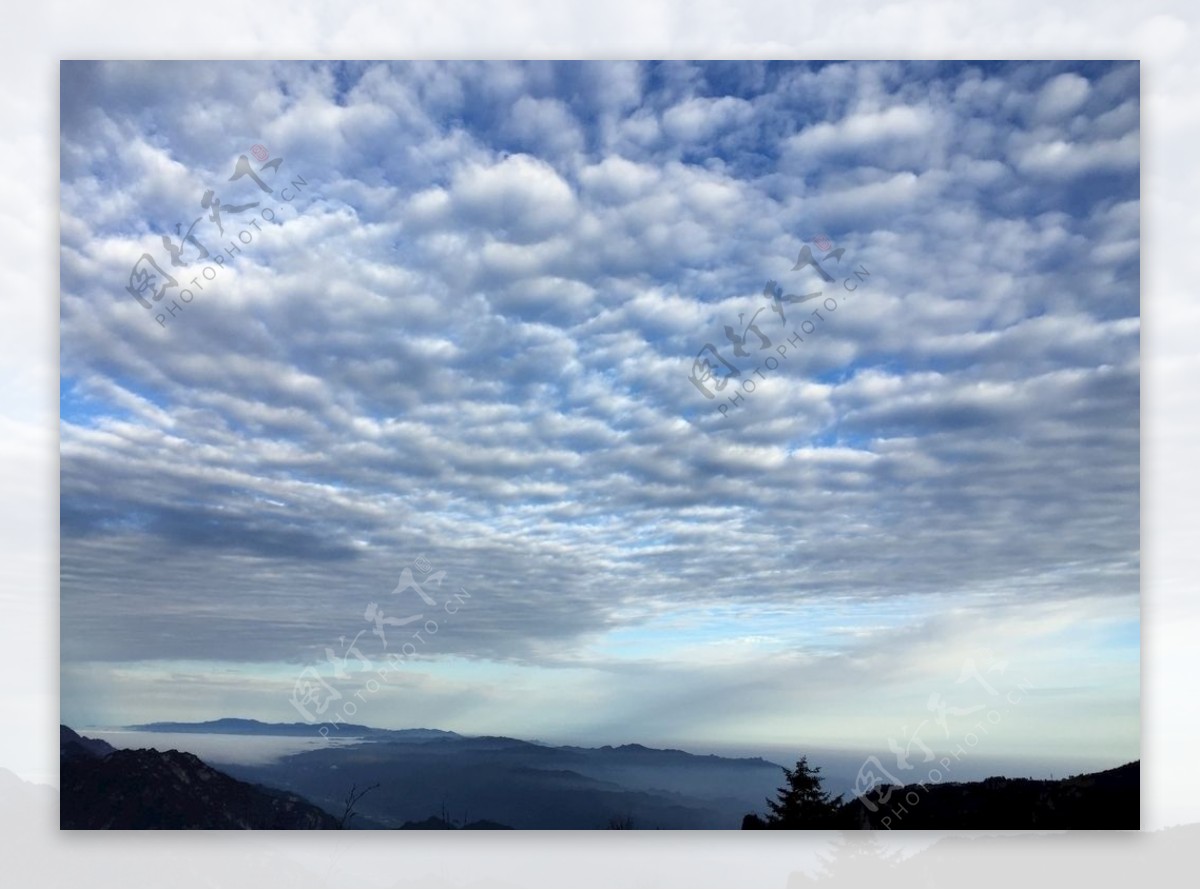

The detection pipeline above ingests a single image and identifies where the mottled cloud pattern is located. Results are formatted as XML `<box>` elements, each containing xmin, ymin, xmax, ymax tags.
<box><xmin>60</xmin><ymin>61</ymin><xmax>1138</xmax><ymax>764</ymax></box>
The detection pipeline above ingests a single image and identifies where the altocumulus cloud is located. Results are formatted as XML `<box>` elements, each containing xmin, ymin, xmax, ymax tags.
<box><xmin>60</xmin><ymin>61</ymin><xmax>1138</xmax><ymax>761</ymax></box>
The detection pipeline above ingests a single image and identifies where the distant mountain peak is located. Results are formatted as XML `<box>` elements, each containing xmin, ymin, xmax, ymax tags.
<box><xmin>125</xmin><ymin>717</ymin><xmax>462</xmax><ymax>740</ymax></box>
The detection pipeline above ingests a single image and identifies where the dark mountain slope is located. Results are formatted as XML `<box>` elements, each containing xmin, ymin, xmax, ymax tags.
<box><xmin>59</xmin><ymin>725</ymin><xmax>338</xmax><ymax>829</ymax></box>
<box><xmin>60</xmin><ymin>725</ymin><xmax>117</xmax><ymax>762</ymax></box>
<box><xmin>829</xmin><ymin>761</ymin><xmax>1139</xmax><ymax>830</ymax></box>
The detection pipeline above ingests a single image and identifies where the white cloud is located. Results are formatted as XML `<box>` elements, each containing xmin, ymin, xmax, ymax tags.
<box><xmin>661</xmin><ymin>95</ymin><xmax>755</xmax><ymax>142</ymax></box>
<box><xmin>450</xmin><ymin>153</ymin><xmax>578</xmax><ymax>242</ymax></box>
<box><xmin>1033</xmin><ymin>72</ymin><xmax>1091</xmax><ymax>121</ymax></box>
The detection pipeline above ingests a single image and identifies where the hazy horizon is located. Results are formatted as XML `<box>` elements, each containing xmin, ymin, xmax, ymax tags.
<box><xmin>73</xmin><ymin>720</ymin><xmax>1135</xmax><ymax>780</ymax></box>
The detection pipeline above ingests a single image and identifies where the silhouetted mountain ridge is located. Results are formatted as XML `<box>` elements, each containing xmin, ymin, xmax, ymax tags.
<box><xmin>743</xmin><ymin>759</ymin><xmax>1139</xmax><ymax>830</ymax></box>
<box><xmin>60</xmin><ymin>725</ymin><xmax>117</xmax><ymax>762</ymax></box>
<box><xmin>60</xmin><ymin>725</ymin><xmax>338</xmax><ymax>829</ymax></box>
<box><xmin>837</xmin><ymin>760</ymin><xmax>1139</xmax><ymax>829</ymax></box>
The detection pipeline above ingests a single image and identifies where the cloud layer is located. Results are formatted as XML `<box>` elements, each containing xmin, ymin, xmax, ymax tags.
<box><xmin>59</xmin><ymin>61</ymin><xmax>1139</xmax><ymax>760</ymax></box>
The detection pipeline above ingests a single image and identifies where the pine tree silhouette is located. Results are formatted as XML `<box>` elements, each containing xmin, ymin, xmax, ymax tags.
<box><xmin>760</xmin><ymin>756</ymin><xmax>844</xmax><ymax>829</ymax></box>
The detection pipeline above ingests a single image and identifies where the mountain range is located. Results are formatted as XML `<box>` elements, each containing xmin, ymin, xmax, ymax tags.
<box><xmin>61</xmin><ymin>721</ymin><xmax>1139</xmax><ymax>830</ymax></box>
<box><xmin>212</xmin><ymin>723</ymin><xmax>786</xmax><ymax>829</ymax></box>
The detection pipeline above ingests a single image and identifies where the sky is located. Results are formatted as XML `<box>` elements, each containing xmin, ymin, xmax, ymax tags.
<box><xmin>59</xmin><ymin>60</ymin><xmax>1139</xmax><ymax>774</ymax></box>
